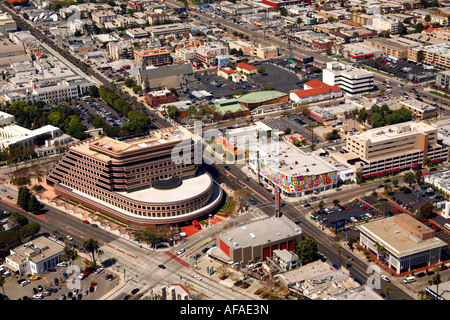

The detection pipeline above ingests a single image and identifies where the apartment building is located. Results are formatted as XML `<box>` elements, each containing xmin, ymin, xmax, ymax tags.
<box><xmin>322</xmin><ymin>61</ymin><xmax>374</xmax><ymax>95</ymax></box>
<box><xmin>436</xmin><ymin>69</ymin><xmax>450</xmax><ymax>91</ymax></box>
<box><xmin>107</xmin><ymin>40</ymin><xmax>134</xmax><ymax>60</ymax></box>
<box><xmin>408</xmin><ymin>42</ymin><xmax>450</xmax><ymax>69</ymax></box>
<box><xmin>46</xmin><ymin>127</ymin><xmax>223</xmax><ymax>226</ymax></box>
<box><xmin>364</xmin><ymin>37</ymin><xmax>421</xmax><ymax>59</ymax></box>
<box><xmin>174</xmin><ymin>47</ymin><xmax>197</xmax><ymax>62</ymax></box>
<box><xmin>370</xmin><ymin>14</ymin><xmax>400</xmax><ymax>34</ymax></box>
<box><xmin>195</xmin><ymin>42</ymin><xmax>228</xmax><ymax>66</ymax></box>
<box><xmin>340</xmin><ymin>121</ymin><xmax>449</xmax><ymax>180</ymax></box>
<box><xmin>134</xmin><ymin>46</ymin><xmax>172</xmax><ymax>67</ymax></box>
<box><xmin>351</xmin><ymin>12</ymin><xmax>371</xmax><ymax>26</ymax></box>
<box><xmin>91</xmin><ymin>10</ymin><xmax>117</xmax><ymax>25</ymax></box>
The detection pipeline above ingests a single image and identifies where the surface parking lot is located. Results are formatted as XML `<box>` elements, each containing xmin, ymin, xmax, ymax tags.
<box><xmin>2</xmin><ymin>259</ymin><xmax>119</xmax><ymax>300</ymax></box>
<box><xmin>314</xmin><ymin>197</ymin><xmax>383</xmax><ymax>229</ymax></box>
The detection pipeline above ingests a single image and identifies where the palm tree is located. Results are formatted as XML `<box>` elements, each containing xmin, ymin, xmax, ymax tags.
<box><xmin>61</xmin><ymin>245</ymin><xmax>78</xmax><ymax>265</ymax></box>
<box><xmin>417</xmin><ymin>290</ymin><xmax>426</xmax><ymax>300</ymax></box>
<box><xmin>335</xmin><ymin>244</ymin><xmax>342</xmax><ymax>268</ymax></box>
<box><xmin>82</xmin><ymin>237</ymin><xmax>100</xmax><ymax>268</ymax></box>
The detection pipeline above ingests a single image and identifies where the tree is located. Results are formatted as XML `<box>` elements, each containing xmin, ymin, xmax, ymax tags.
<box><xmin>28</xmin><ymin>195</ymin><xmax>41</xmax><ymax>213</ymax></box>
<box><xmin>257</xmin><ymin>66</ymin><xmax>265</xmax><ymax>73</ymax></box>
<box><xmin>234</xmin><ymin>189</ymin><xmax>251</xmax><ymax>210</ymax></box>
<box><xmin>82</xmin><ymin>237</ymin><xmax>100</xmax><ymax>268</ymax></box>
<box><xmin>165</xmin><ymin>105</ymin><xmax>178</xmax><ymax>119</ymax></box>
<box><xmin>333</xmin><ymin>199</ymin><xmax>340</xmax><ymax>207</ymax></box>
<box><xmin>61</xmin><ymin>245</ymin><xmax>78</xmax><ymax>265</ymax></box>
<box><xmin>392</xmin><ymin>177</ymin><xmax>399</xmax><ymax>187</ymax></box>
<box><xmin>384</xmin><ymin>183</ymin><xmax>393</xmax><ymax>194</ymax></box>
<box><xmin>19</xmin><ymin>222</ymin><xmax>40</xmax><ymax>238</ymax></box>
<box><xmin>403</xmin><ymin>172</ymin><xmax>416</xmax><ymax>187</ymax></box>
<box><xmin>415</xmin><ymin>169</ymin><xmax>423</xmax><ymax>185</ymax></box>
<box><xmin>17</xmin><ymin>187</ymin><xmax>31</xmax><ymax>211</ymax></box>
<box><xmin>88</xmin><ymin>85</ymin><xmax>99</xmax><ymax>97</ymax></box>
<box><xmin>418</xmin><ymin>202</ymin><xmax>434</xmax><ymax>220</ymax></box>
<box><xmin>124</xmin><ymin>78</ymin><xmax>135</xmax><ymax>87</ymax></box>
<box><xmin>379</xmin><ymin>201</ymin><xmax>391</xmax><ymax>217</ymax></box>
<box><xmin>7</xmin><ymin>212</ymin><xmax>28</xmax><ymax>229</ymax></box>
<box><xmin>295</xmin><ymin>238</ymin><xmax>320</xmax><ymax>265</ymax></box>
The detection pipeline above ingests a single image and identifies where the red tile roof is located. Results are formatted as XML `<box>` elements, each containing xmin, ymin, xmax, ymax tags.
<box><xmin>219</xmin><ymin>67</ymin><xmax>235</xmax><ymax>74</ymax></box>
<box><xmin>237</xmin><ymin>62</ymin><xmax>257</xmax><ymax>71</ymax></box>
<box><xmin>291</xmin><ymin>80</ymin><xmax>341</xmax><ymax>98</ymax></box>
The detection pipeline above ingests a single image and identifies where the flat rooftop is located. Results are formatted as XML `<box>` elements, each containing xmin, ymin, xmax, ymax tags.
<box><xmin>72</xmin><ymin>127</ymin><xmax>193</xmax><ymax>161</ymax></box>
<box><xmin>255</xmin><ymin>140</ymin><xmax>338</xmax><ymax>177</ymax></box>
<box><xmin>357</xmin><ymin>215</ymin><xmax>447</xmax><ymax>257</ymax></box>
<box><xmin>117</xmin><ymin>173</ymin><xmax>212</xmax><ymax>204</ymax></box>
<box><xmin>349</xmin><ymin>121</ymin><xmax>436</xmax><ymax>143</ymax></box>
<box><xmin>218</xmin><ymin>215</ymin><xmax>302</xmax><ymax>250</ymax></box>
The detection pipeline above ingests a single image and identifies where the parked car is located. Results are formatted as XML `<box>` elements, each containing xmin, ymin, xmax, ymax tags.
<box><xmin>381</xmin><ymin>275</ymin><xmax>390</xmax><ymax>282</ymax></box>
<box><xmin>94</xmin><ymin>268</ymin><xmax>103</xmax><ymax>275</ymax></box>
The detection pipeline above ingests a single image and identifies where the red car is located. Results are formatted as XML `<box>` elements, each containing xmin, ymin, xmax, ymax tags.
<box><xmin>7</xmin><ymin>195</ymin><xmax>12</xmax><ymax>199</ymax></box>
<box><xmin>343</xmin><ymin>205</ymin><xmax>349</xmax><ymax>210</ymax></box>
<box><xmin>362</xmin><ymin>205</ymin><xmax>369</xmax><ymax>209</ymax></box>
<box><xmin>393</xmin><ymin>209</ymin><xmax>402</xmax><ymax>213</ymax></box>
<box><xmin>83</xmin><ymin>220</ymin><xmax>90</xmax><ymax>224</ymax></box>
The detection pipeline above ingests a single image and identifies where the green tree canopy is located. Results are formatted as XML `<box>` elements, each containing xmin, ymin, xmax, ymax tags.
<box><xmin>295</xmin><ymin>238</ymin><xmax>320</xmax><ymax>265</ymax></box>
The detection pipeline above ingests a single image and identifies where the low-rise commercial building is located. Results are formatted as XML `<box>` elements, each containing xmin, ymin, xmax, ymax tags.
<box><xmin>398</xmin><ymin>98</ymin><xmax>437</xmax><ymax>119</ymax></box>
<box><xmin>5</xmin><ymin>236</ymin><xmax>65</xmax><ymax>276</ymax></box>
<box><xmin>289</xmin><ymin>79</ymin><xmax>343</xmax><ymax>105</ymax></box>
<box><xmin>248</xmin><ymin>139</ymin><xmax>339</xmax><ymax>197</ymax></box>
<box><xmin>211</xmin><ymin>216</ymin><xmax>303</xmax><ymax>264</ymax></box>
<box><xmin>358</xmin><ymin>214</ymin><xmax>447</xmax><ymax>275</ymax></box>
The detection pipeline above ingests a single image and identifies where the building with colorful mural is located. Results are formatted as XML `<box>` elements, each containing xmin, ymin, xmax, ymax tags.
<box><xmin>248</xmin><ymin>140</ymin><xmax>339</xmax><ymax>197</ymax></box>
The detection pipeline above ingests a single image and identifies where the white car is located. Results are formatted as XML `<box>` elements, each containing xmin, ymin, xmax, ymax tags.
<box><xmin>20</xmin><ymin>280</ymin><xmax>30</xmax><ymax>287</ymax></box>
<box><xmin>177</xmin><ymin>248</ymin><xmax>186</xmax><ymax>255</ymax></box>
<box><xmin>193</xmin><ymin>275</ymin><xmax>202</xmax><ymax>281</ymax></box>
<box><xmin>66</xmin><ymin>235</ymin><xmax>73</xmax><ymax>241</ymax></box>
<box><xmin>57</xmin><ymin>262</ymin><xmax>68</xmax><ymax>267</ymax></box>
<box><xmin>33</xmin><ymin>294</ymin><xmax>43</xmax><ymax>299</ymax></box>
<box><xmin>94</xmin><ymin>268</ymin><xmax>103</xmax><ymax>275</ymax></box>
<box><xmin>350</xmin><ymin>217</ymin><xmax>358</xmax><ymax>223</ymax></box>
<box><xmin>381</xmin><ymin>275</ymin><xmax>390</xmax><ymax>282</ymax></box>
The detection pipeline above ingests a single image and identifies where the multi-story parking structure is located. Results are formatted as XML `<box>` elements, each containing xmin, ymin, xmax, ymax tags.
<box><xmin>336</xmin><ymin>121</ymin><xmax>449</xmax><ymax>180</ymax></box>
<box><xmin>46</xmin><ymin>127</ymin><xmax>222</xmax><ymax>226</ymax></box>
